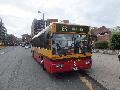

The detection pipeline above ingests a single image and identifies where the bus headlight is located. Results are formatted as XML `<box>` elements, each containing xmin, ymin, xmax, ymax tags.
<box><xmin>56</xmin><ymin>64</ymin><xmax>64</xmax><ymax>68</ymax></box>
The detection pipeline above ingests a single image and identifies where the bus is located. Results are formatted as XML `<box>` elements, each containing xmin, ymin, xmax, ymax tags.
<box><xmin>31</xmin><ymin>22</ymin><xmax>92</xmax><ymax>73</ymax></box>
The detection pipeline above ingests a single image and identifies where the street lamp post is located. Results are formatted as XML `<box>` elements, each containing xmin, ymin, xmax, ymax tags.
<box><xmin>38</xmin><ymin>11</ymin><xmax>46</xmax><ymax>28</ymax></box>
<box><xmin>42</xmin><ymin>13</ymin><xmax>44</xmax><ymax>21</ymax></box>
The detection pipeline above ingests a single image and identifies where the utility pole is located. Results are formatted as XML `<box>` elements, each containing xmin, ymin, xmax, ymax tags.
<box><xmin>38</xmin><ymin>11</ymin><xmax>46</xmax><ymax>28</ymax></box>
<box><xmin>43</xmin><ymin>13</ymin><xmax>44</xmax><ymax>21</ymax></box>
<box><xmin>38</xmin><ymin>11</ymin><xmax>44</xmax><ymax>21</ymax></box>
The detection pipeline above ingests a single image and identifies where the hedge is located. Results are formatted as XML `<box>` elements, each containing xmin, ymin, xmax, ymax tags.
<box><xmin>95</xmin><ymin>41</ymin><xmax>109</xmax><ymax>49</ymax></box>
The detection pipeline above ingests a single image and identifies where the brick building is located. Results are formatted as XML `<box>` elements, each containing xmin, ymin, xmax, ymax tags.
<box><xmin>93</xmin><ymin>26</ymin><xmax>112</xmax><ymax>41</ymax></box>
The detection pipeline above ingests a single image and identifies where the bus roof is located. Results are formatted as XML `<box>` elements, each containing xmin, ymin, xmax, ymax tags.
<box><xmin>51</xmin><ymin>22</ymin><xmax>90</xmax><ymax>27</ymax></box>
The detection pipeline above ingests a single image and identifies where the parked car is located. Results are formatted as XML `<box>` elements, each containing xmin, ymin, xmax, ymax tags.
<box><xmin>25</xmin><ymin>45</ymin><xmax>29</xmax><ymax>49</ymax></box>
<box><xmin>25</xmin><ymin>45</ymin><xmax>31</xmax><ymax>49</ymax></box>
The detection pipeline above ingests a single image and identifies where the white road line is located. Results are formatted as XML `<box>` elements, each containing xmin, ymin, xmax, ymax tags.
<box><xmin>0</xmin><ymin>52</ymin><xmax>5</xmax><ymax>54</ymax></box>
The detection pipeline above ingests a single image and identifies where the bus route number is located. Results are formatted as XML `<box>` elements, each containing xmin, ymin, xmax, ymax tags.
<box><xmin>62</xmin><ymin>26</ymin><xmax>68</xmax><ymax>32</ymax></box>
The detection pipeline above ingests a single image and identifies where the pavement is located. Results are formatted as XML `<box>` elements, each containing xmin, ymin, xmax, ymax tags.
<box><xmin>86</xmin><ymin>53</ymin><xmax>120</xmax><ymax>90</ymax></box>
<box><xmin>0</xmin><ymin>46</ymin><xmax>105</xmax><ymax>90</ymax></box>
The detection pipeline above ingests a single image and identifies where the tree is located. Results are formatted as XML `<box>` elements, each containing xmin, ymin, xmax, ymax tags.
<box><xmin>110</xmin><ymin>32</ymin><xmax>120</xmax><ymax>50</ymax></box>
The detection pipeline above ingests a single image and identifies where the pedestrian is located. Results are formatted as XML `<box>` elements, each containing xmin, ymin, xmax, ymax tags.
<box><xmin>118</xmin><ymin>51</ymin><xmax>120</xmax><ymax>62</ymax></box>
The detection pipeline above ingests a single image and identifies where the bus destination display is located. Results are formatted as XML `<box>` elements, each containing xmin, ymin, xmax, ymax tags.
<box><xmin>56</xmin><ymin>23</ymin><xmax>89</xmax><ymax>33</ymax></box>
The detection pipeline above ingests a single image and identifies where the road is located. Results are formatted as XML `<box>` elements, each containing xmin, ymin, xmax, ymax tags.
<box><xmin>86</xmin><ymin>53</ymin><xmax>120</xmax><ymax>90</ymax></box>
<box><xmin>0</xmin><ymin>46</ymin><xmax>106</xmax><ymax>90</ymax></box>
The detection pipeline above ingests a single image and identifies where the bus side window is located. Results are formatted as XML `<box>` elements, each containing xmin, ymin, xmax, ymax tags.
<box><xmin>47</xmin><ymin>31</ymin><xmax>51</xmax><ymax>39</ymax></box>
<box><xmin>46</xmin><ymin>31</ymin><xmax>51</xmax><ymax>49</ymax></box>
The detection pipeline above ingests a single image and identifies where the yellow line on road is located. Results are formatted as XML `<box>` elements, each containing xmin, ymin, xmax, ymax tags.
<box><xmin>80</xmin><ymin>76</ymin><xmax>94</xmax><ymax>90</ymax></box>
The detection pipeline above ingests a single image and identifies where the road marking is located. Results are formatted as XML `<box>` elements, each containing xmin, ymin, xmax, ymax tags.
<box><xmin>0</xmin><ymin>52</ymin><xmax>5</xmax><ymax>54</ymax></box>
<box><xmin>80</xmin><ymin>76</ymin><xmax>94</xmax><ymax>90</ymax></box>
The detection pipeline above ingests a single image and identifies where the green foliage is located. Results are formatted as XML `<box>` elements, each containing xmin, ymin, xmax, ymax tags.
<box><xmin>95</xmin><ymin>41</ymin><xmax>109</xmax><ymax>49</ymax></box>
<box><xmin>110</xmin><ymin>32</ymin><xmax>120</xmax><ymax>50</ymax></box>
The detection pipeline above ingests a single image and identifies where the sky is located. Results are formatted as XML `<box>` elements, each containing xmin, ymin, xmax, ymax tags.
<box><xmin>0</xmin><ymin>0</ymin><xmax>120</xmax><ymax>38</ymax></box>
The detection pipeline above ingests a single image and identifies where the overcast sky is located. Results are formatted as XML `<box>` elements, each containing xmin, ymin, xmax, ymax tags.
<box><xmin>0</xmin><ymin>0</ymin><xmax>120</xmax><ymax>38</ymax></box>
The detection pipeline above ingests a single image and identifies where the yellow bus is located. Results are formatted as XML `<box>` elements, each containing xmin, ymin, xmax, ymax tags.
<box><xmin>31</xmin><ymin>22</ymin><xmax>92</xmax><ymax>73</ymax></box>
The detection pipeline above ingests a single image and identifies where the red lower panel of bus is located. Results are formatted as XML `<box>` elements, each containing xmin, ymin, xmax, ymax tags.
<box><xmin>44</xmin><ymin>58</ymin><xmax>92</xmax><ymax>73</ymax></box>
<box><xmin>33</xmin><ymin>51</ymin><xmax>42</xmax><ymax>63</ymax></box>
<box><xmin>33</xmin><ymin>52</ymin><xmax>92</xmax><ymax>73</ymax></box>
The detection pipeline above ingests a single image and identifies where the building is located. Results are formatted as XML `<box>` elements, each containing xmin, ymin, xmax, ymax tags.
<box><xmin>46</xmin><ymin>19</ymin><xmax>58</xmax><ymax>27</ymax></box>
<box><xmin>93</xmin><ymin>26</ymin><xmax>112</xmax><ymax>41</ymax></box>
<box><xmin>31</xmin><ymin>19</ymin><xmax>59</xmax><ymax>37</ymax></box>
<box><xmin>62</xmin><ymin>20</ymin><xmax>69</xmax><ymax>23</ymax></box>
<box><xmin>110</xmin><ymin>26</ymin><xmax>120</xmax><ymax>32</ymax></box>
<box><xmin>31</xmin><ymin>19</ymin><xmax>45</xmax><ymax>37</ymax></box>
<box><xmin>22</xmin><ymin>34</ymin><xmax>31</xmax><ymax>43</ymax></box>
<box><xmin>0</xmin><ymin>18</ymin><xmax>7</xmax><ymax>45</ymax></box>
